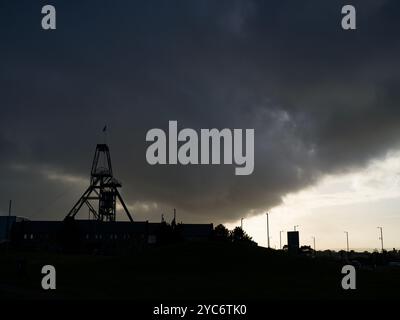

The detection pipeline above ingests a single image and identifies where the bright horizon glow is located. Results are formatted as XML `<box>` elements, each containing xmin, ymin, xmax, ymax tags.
<box><xmin>226</xmin><ymin>150</ymin><xmax>400</xmax><ymax>251</ymax></box>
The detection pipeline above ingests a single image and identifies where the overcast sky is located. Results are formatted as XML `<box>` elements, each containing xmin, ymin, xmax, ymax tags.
<box><xmin>1</xmin><ymin>1</ymin><xmax>400</xmax><ymax>248</ymax></box>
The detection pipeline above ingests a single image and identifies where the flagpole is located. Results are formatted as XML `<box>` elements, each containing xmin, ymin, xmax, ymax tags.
<box><xmin>103</xmin><ymin>125</ymin><xmax>108</xmax><ymax>145</ymax></box>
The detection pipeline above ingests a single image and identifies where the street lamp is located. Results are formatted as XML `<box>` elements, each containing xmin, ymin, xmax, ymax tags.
<box><xmin>266</xmin><ymin>213</ymin><xmax>270</xmax><ymax>249</ymax></box>
<box><xmin>377</xmin><ymin>227</ymin><xmax>384</xmax><ymax>253</ymax></box>
<box><xmin>311</xmin><ymin>236</ymin><xmax>316</xmax><ymax>252</ymax></box>
<box><xmin>344</xmin><ymin>231</ymin><xmax>349</xmax><ymax>252</ymax></box>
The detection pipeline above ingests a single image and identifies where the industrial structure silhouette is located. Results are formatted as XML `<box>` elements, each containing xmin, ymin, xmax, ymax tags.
<box><xmin>65</xmin><ymin>144</ymin><xmax>133</xmax><ymax>222</ymax></box>
<box><xmin>4</xmin><ymin>143</ymin><xmax>213</xmax><ymax>252</ymax></box>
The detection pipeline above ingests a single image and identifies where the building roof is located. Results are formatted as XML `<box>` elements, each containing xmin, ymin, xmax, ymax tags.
<box><xmin>180</xmin><ymin>223</ymin><xmax>213</xmax><ymax>238</ymax></box>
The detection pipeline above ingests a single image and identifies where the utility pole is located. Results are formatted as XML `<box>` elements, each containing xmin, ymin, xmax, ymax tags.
<box><xmin>377</xmin><ymin>227</ymin><xmax>384</xmax><ymax>253</ymax></box>
<box><xmin>312</xmin><ymin>236</ymin><xmax>316</xmax><ymax>252</ymax></box>
<box><xmin>266</xmin><ymin>213</ymin><xmax>270</xmax><ymax>248</ymax></box>
<box><xmin>279</xmin><ymin>230</ymin><xmax>284</xmax><ymax>249</ymax></box>
<box><xmin>344</xmin><ymin>231</ymin><xmax>349</xmax><ymax>252</ymax></box>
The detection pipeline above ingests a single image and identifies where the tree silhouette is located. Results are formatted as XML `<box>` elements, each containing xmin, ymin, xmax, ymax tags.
<box><xmin>213</xmin><ymin>224</ymin><xmax>230</xmax><ymax>241</ymax></box>
<box><xmin>230</xmin><ymin>226</ymin><xmax>253</xmax><ymax>243</ymax></box>
<box><xmin>299</xmin><ymin>245</ymin><xmax>313</xmax><ymax>256</ymax></box>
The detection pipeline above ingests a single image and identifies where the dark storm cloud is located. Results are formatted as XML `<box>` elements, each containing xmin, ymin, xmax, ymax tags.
<box><xmin>0</xmin><ymin>0</ymin><xmax>399</xmax><ymax>223</ymax></box>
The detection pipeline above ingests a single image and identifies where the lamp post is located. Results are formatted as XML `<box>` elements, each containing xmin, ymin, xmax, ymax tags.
<box><xmin>344</xmin><ymin>231</ymin><xmax>349</xmax><ymax>252</ymax></box>
<box><xmin>266</xmin><ymin>213</ymin><xmax>270</xmax><ymax>248</ymax></box>
<box><xmin>312</xmin><ymin>236</ymin><xmax>316</xmax><ymax>252</ymax></box>
<box><xmin>377</xmin><ymin>227</ymin><xmax>384</xmax><ymax>253</ymax></box>
<box><xmin>279</xmin><ymin>230</ymin><xmax>284</xmax><ymax>249</ymax></box>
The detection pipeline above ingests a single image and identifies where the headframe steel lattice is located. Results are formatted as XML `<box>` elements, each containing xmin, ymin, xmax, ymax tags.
<box><xmin>65</xmin><ymin>144</ymin><xmax>133</xmax><ymax>222</ymax></box>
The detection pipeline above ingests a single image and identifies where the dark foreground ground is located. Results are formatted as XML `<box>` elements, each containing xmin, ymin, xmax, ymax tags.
<box><xmin>0</xmin><ymin>241</ymin><xmax>399</xmax><ymax>300</ymax></box>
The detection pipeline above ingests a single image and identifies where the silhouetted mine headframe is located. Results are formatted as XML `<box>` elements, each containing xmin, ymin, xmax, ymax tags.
<box><xmin>65</xmin><ymin>144</ymin><xmax>133</xmax><ymax>222</ymax></box>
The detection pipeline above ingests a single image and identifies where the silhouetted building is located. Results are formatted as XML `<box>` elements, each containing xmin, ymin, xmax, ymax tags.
<box><xmin>9</xmin><ymin>219</ymin><xmax>214</xmax><ymax>252</ymax></box>
<box><xmin>180</xmin><ymin>224</ymin><xmax>214</xmax><ymax>241</ymax></box>
<box><xmin>287</xmin><ymin>231</ymin><xmax>300</xmax><ymax>252</ymax></box>
<box><xmin>0</xmin><ymin>216</ymin><xmax>29</xmax><ymax>242</ymax></box>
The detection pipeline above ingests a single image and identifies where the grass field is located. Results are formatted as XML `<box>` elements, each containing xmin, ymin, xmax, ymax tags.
<box><xmin>0</xmin><ymin>241</ymin><xmax>399</xmax><ymax>300</ymax></box>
